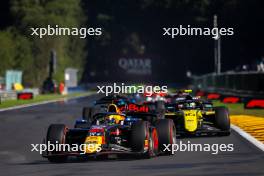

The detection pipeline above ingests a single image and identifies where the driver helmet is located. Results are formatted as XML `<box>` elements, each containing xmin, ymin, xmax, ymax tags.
<box><xmin>106</xmin><ymin>114</ymin><xmax>125</xmax><ymax>124</ymax></box>
<box><xmin>108</xmin><ymin>104</ymin><xmax>121</xmax><ymax>113</ymax></box>
<box><xmin>189</xmin><ymin>102</ymin><xmax>196</xmax><ymax>109</ymax></box>
<box><xmin>184</xmin><ymin>102</ymin><xmax>196</xmax><ymax>109</ymax></box>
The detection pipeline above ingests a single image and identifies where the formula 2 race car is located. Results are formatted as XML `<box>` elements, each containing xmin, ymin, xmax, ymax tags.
<box><xmin>165</xmin><ymin>96</ymin><xmax>230</xmax><ymax>136</ymax></box>
<box><xmin>82</xmin><ymin>94</ymin><xmax>130</xmax><ymax>122</ymax></box>
<box><xmin>42</xmin><ymin>106</ymin><xmax>175</xmax><ymax>162</ymax></box>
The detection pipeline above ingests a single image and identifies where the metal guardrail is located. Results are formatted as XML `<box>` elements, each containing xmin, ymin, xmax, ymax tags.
<box><xmin>0</xmin><ymin>91</ymin><xmax>17</xmax><ymax>102</ymax></box>
<box><xmin>192</xmin><ymin>72</ymin><xmax>264</xmax><ymax>97</ymax></box>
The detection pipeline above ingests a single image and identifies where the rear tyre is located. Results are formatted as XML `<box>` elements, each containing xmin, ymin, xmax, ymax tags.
<box><xmin>156</xmin><ymin>101</ymin><xmax>165</xmax><ymax>111</ymax></box>
<box><xmin>151</xmin><ymin>128</ymin><xmax>159</xmax><ymax>156</ymax></box>
<box><xmin>143</xmin><ymin>127</ymin><xmax>159</xmax><ymax>159</ymax></box>
<box><xmin>214</xmin><ymin>106</ymin><xmax>230</xmax><ymax>132</ymax></box>
<box><xmin>156</xmin><ymin>101</ymin><xmax>165</xmax><ymax>119</ymax></box>
<box><xmin>83</xmin><ymin>106</ymin><xmax>102</xmax><ymax>123</ymax></box>
<box><xmin>131</xmin><ymin>121</ymin><xmax>158</xmax><ymax>158</ymax></box>
<box><xmin>82</xmin><ymin>107</ymin><xmax>93</xmax><ymax>121</ymax></box>
<box><xmin>46</xmin><ymin>124</ymin><xmax>68</xmax><ymax>162</ymax></box>
<box><xmin>156</xmin><ymin>119</ymin><xmax>176</xmax><ymax>154</ymax></box>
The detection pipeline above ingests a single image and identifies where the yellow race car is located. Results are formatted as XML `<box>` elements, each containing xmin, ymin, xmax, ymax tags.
<box><xmin>165</xmin><ymin>97</ymin><xmax>230</xmax><ymax>136</ymax></box>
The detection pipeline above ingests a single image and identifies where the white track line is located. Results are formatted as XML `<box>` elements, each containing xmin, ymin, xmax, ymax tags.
<box><xmin>0</xmin><ymin>94</ymin><xmax>91</xmax><ymax>112</ymax></box>
<box><xmin>231</xmin><ymin>124</ymin><xmax>264</xmax><ymax>151</ymax></box>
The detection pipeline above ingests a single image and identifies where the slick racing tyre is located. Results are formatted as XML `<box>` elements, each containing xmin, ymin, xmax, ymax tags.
<box><xmin>46</xmin><ymin>124</ymin><xmax>68</xmax><ymax>162</ymax></box>
<box><xmin>214</xmin><ymin>106</ymin><xmax>230</xmax><ymax>132</ymax></box>
<box><xmin>150</xmin><ymin>128</ymin><xmax>159</xmax><ymax>157</ymax></box>
<box><xmin>131</xmin><ymin>121</ymin><xmax>158</xmax><ymax>158</ymax></box>
<box><xmin>156</xmin><ymin>101</ymin><xmax>165</xmax><ymax>112</ymax></box>
<box><xmin>82</xmin><ymin>107</ymin><xmax>93</xmax><ymax>121</ymax></box>
<box><xmin>83</xmin><ymin>106</ymin><xmax>102</xmax><ymax>123</ymax></box>
<box><xmin>144</xmin><ymin>127</ymin><xmax>159</xmax><ymax>158</ymax></box>
<box><xmin>131</xmin><ymin>121</ymin><xmax>148</xmax><ymax>152</ymax></box>
<box><xmin>156</xmin><ymin>101</ymin><xmax>166</xmax><ymax>119</ymax></box>
<box><xmin>156</xmin><ymin>119</ymin><xmax>176</xmax><ymax>154</ymax></box>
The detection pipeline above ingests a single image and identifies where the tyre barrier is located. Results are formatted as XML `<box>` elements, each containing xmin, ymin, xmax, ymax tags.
<box><xmin>195</xmin><ymin>90</ymin><xmax>264</xmax><ymax>109</ymax></box>
<box><xmin>17</xmin><ymin>92</ymin><xmax>34</xmax><ymax>100</ymax></box>
<box><xmin>244</xmin><ymin>98</ymin><xmax>264</xmax><ymax>109</ymax></box>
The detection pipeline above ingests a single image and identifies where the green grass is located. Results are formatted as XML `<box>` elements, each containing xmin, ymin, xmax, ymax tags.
<box><xmin>0</xmin><ymin>92</ymin><xmax>91</xmax><ymax>109</ymax></box>
<box><xmin>213</xmin><ymin>100</ymin><xmax>264</xmax><ymax>117</ymax></box>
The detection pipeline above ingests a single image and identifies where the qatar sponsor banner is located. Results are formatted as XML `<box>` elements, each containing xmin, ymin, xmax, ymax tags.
<box><xmin>118</xmin><ymin>58</ymin><xmax>152</xmax><ymax>75</ymax></box>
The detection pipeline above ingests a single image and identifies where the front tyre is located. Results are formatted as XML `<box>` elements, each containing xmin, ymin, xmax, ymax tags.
<box><xmin>131</xmin><ymin>121</ymin><xmax>148</xmax><ymax>152</ymax></box>
<box><xmin>46</xmin><ymin>124</ymin><xmax>68</xmax><ymax>162</ymax></box>
<box><xmin>214</xmin><ymin>106</ymin><xmax>230</xmax><ymax>132</ymax></box>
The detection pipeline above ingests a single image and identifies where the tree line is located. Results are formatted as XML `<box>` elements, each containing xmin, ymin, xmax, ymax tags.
<box><xmin>0</xmin><ymin>0</ymin><xmax>86</xmax><ymax>87</ymax></box>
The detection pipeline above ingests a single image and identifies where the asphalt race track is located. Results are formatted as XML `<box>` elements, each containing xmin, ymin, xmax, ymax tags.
<box><xmin>0</xmin><ymin>95</ymin><xmax>263</xmax><ymax>176</ymax></box>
